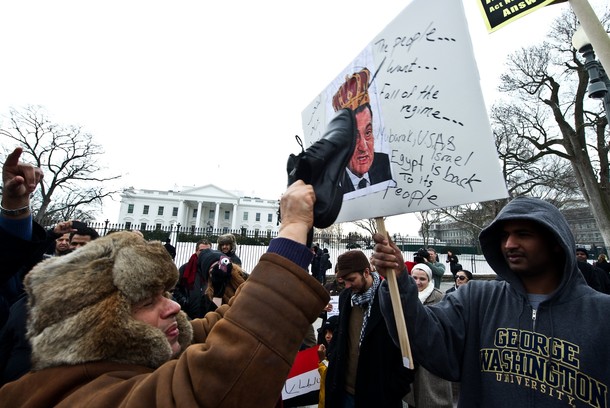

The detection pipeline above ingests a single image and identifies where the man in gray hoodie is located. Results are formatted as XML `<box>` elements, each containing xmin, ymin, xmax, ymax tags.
<box><xmin>372</xmin><ymin>197</ymin><xmax>610</xmax><ymax>407</ymax></box>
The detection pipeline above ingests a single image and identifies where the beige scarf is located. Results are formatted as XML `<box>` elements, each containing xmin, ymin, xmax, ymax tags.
<box><xmin>418</xmin><ymin>281</ymin><xmax>435</xmax><ymax>304</ymax></box>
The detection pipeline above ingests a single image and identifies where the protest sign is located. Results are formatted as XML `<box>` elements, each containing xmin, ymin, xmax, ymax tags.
<box><xmin>327</xmin><ymin>295</ymin><xmax>339</xmax><ymax>318</ymax></box>
<box><xmin>302</xmin><ymin>0</ymin><xmax>509</xmax><ymax>369</ymax></box>
<box><xmin>282</xmin><ymin>346</ymin><xmax>320</xmax><ymax>401</ymax></box>
<box><xmin>302</xmin><ymin>0</ymin><xmax>508</xmax><ymax>225</ymax></box>
<box><xmin>478</xmin><ymin>0</ymin><xmax>566</xmax><ymax>33</ymax></box>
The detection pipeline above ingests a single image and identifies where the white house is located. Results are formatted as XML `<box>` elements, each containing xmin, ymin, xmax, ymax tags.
<box><xmin>117</xmin><ymin>185</ymin><xmax>280</xmax><ymax>233</ymax></box>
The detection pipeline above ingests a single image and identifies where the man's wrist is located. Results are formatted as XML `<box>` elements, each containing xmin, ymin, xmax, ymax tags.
<box><xmin>268</xmin><ymin>238</ymin><xmax>313</xmax><ymax>270</ymax></box>
<box><xmin>278</xmin><ymin>222</ymin><xmax>311</xmax><ymax>245</ymax></box>
<box><xmin>0</xmin><ymin>202</ymin><xmax>31</xmax><ymax>218</ymax></box>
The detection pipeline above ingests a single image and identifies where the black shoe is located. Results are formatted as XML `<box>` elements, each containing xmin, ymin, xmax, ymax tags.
<box><xmin>286</xmin><ymin>108</ymin><xmax>356</xmax><ymax>229</ymax></box>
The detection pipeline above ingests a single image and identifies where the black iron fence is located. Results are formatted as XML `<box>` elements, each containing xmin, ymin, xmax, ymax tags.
<box><xmin>43</xmin><ymin>221</ymin><xmax>495</xmax><ymax>277</ymax></box>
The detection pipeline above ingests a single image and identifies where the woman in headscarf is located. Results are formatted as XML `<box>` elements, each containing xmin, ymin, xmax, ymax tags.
<box><xmin>405</xmin><ymin>264</ymin><xmax>453</xmax><ymax>408</ymax></box>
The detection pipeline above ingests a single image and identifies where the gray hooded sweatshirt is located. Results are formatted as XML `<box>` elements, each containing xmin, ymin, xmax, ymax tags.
<box><xmin>379</xmin><ymin>197</ymin><xmax>610</xmax><ymax>407</ymax></box>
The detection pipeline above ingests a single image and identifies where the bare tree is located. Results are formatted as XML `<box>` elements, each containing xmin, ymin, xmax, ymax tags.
<box><xmin>315</xmin><ymin>222</ymin><xmax>344</xmax><ymax>249</ymax></box>
<box><xmin>429</xmin><ymin>87</ymin><xmax>582</xmax><ymax>243</ymax></box>
<box><xmin>416</xmin><ymin>12</ymin><xmax>596</xmax><ymax>246</ymax></box>
<box><xmin>430</xmin><ymin>200</ymin><xmax>507</xmax><ymax>252</ymax></box>
<box><xmin>352</xmin><ymin>218</ymin><xmax>380</xmax><ymax>236</ymax></box>
<box><xmin>416</xmin><ymin>210</ymin><xmax>442</xmax><ymax>247</ymax></box>
<box><xmin>351</xmin><ymin>218</ymin><xmax>387</xmax><ymax>248</ymax></box>
<box><xmin>489</xmin><ymin>6</ymin><xmax>610</xmax><ymax>246</ymax></box>
<box><xmin>492</xmin><ymin>103</ymin><xmax>581</xmax><ymax>205</ymax></box>
<box><xmin>0</xmin><ymin>105</ymin><xmax>121</xmax><ymax>223</ymax></box>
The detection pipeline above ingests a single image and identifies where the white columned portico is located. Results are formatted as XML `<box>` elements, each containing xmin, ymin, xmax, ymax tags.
<box><xmin>177</xmin><ymin>201</ymin><xmax>186</xmax><ymax>227</ymax></box>
<box><xmin>231</xmin><ymin>204</ymin><xmax>238</xmax><ymax>229</ymax></box>
<box><xmin>196</xmin><ymin>201</ymin><xmax>203</xmax><ymax>228</ymax></box>
<box><xmin>214</xmin><ymin>202</ymin><xmax>220</xmax><ymax>230</ymax></box>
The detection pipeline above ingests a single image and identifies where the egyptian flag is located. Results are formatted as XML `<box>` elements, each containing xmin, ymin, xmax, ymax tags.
<box><xmin>282</xmin><ymin>346</ymin><xmax>320</xmax><ymax>406</ymax></box>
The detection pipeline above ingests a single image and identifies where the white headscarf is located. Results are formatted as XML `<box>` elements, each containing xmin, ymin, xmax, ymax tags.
<box><xmin>412</xmin><ymin>263</ymin><xmax>434</xmax><ymax>303</ymax></box>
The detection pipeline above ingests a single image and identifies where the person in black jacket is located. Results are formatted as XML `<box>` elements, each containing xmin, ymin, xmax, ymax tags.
<box><xmin>310</xmin><ymin>243</ymin><xmax>323</xmax><ymax>282</ymax></box>
<box><xmin>0</xmin><ymin>147</ymin><xmax>47</xmax><ymax>383</ymax></box>
<box><xmin>1</xmin><ymin>222</ymin><xmax>100</xmax><ymax>385</ymax></box>
<box><xmin>325</xmin><ymin>250</ymin><xmax>413</xmax><ymax>407</ymax></box>
<box><xmin>163</xmin><ymin>238</ymin><xmax>176</xmax><ymax>260</ymax></box>
<box><xmin>576</xmin><ymin>247</ymin><xmax>610</xmax><ymax>294</ymax></box>
<box><xmin>0</xmin><ymin>147</ymin><xmax>47</xmax><ymax>329</ymax></box>
<box><xmin>594</xmin><ymin>253</ymin><xmax>610</xmax><ymax>273</ymax></box>
<box><xmin>319</xmin><ymin>248</ymin><xmax>331</xmax><ymax>285</ymax></box>
<box><xmin>445</xmin><ymin>250</ymin><xmax>460</xmax><ymax>278</ymax></box>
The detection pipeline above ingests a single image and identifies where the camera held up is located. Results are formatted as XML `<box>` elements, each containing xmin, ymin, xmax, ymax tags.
<box><xmin>414</xmin><ymin>248</ymin><xmax>429</xmax><ymax>264</ymax></box>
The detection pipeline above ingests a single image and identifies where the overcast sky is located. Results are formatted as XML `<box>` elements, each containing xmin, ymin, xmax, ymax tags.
<box><xmin>0</xmin><ymin>0</ymin><xmax>574</xmax><ymax>235</ymax></box>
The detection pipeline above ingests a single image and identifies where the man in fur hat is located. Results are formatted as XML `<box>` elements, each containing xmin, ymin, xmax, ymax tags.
<box><xmin>0</xmin><ymin>180</ymin><xmax>329</xmax><ymax>407</ymax></box>
<box><xmin>217</xmin><ymin>232</ymin><xmax>242</xmax><ymax>266</ymax></box>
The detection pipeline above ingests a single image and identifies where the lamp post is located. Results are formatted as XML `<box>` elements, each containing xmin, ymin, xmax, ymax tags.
<box><xmin>572</xmin><ymin>25</ymin><xmax>610</xmax><ymax>126</ymax></box>
<box><xmin>568</xmin><ymin>0</ymin><xmax>610</xmax><ymax>75</ymax></box>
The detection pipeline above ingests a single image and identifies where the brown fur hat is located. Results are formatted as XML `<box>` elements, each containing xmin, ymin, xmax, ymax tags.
<box><xmin>25</xmin><ymin>231</ymin><xmax>193</xmax><ymax>370</ymax></box>
<box><xmin>217</xmin><ymin>233</ymin><xmax>237</xmax><ymax>252</ymax></box>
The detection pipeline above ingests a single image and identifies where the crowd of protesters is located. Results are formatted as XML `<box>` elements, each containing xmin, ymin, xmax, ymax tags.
<box><xmin>2</xmin><ymin>146</ymin><xmax>610</xmax><ymax>408</ymax></box>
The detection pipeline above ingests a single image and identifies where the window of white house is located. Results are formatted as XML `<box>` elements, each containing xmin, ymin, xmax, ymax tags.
<box><xmin>158</xmin><ymin>206</ymin><xmax>164</xmax><ymax>216</ymax></box>
<box><xmin>128</xmin><ymin>204</ymin><xmax>134</xmax><ymax>214</ymax></box>
<box><xmin>143</xmin><ymin>205</ymin><xmax>149</xmax><ymax>215</ymax></box>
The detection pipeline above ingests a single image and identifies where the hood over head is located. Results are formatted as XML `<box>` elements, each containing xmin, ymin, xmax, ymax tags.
<box><xmin>479</xmin><ymin>196</ymin><xmax>576</xmax><ymax>295</ymax></box>
<box><xmin>321</xmin><ymin>315</ymin><xmax>339</xmax><ymax>334</ymax></box>
<box><xmin>25</xmin><ymin>231</ymin><xmax>193</xmax><ymax>370</ymax></box>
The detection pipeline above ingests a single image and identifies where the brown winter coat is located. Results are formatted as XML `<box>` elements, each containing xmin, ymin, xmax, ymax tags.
<box><xmin>0</xmin><ymin>252</ymin><xmax>329</xmax><ymax>407</ymax></box>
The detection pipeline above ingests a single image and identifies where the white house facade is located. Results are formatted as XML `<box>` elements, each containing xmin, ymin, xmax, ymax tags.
<box><xmin>117</xmin><ymin>185</ymin><xmax>280</xmax><ymax>233</ymax></box>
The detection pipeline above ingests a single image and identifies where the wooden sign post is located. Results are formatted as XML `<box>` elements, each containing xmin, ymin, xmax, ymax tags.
<box><xmin>375</xmin><ymin>216</ymin><xmax>413</xmax><ymax>368</ymax></box>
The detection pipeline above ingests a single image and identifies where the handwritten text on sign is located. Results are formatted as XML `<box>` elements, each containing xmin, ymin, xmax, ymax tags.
<box><xmin>301</xmin><ymin>0</ymin><xmax>507</xmax><ymax>223</ymax></box>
